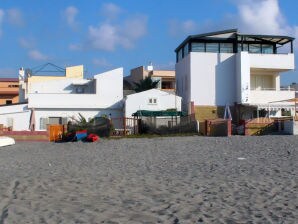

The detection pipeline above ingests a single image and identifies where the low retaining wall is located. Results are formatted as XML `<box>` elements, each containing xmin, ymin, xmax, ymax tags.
<box><xmin>0</xmin><ymin>131</ymin><xmax>49</xmax><ymax>141</ymax></box>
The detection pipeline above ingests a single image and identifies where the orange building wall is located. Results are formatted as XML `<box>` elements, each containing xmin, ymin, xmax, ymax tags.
<box><xmin>0</xmin><ymin>80</ymin><xmax>19</xmax><ymax>105</ymax></box>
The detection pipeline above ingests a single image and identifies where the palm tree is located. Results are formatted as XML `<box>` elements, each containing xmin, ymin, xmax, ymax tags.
<box><xmin>134</xmin><ymin>76</ymin><xmax>160</xmax><ymax>93</ymax></box>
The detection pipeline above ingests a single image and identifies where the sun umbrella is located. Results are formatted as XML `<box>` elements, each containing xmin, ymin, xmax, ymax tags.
<box><xmin>224</xmin><ymin>104</ymin><xmax>232</xmax><ymax>120</ymax></box>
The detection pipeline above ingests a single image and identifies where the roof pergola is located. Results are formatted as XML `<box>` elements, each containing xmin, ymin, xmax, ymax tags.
<box><xmin>175</xmin><ymin>29</ymin><xmax>295</xmax><ymax>53</ymax></box>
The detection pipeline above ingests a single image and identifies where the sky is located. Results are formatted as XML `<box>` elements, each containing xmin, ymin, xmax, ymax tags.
<box><xmin>0</xmin><ymin>0</ymin><xmax>298</xmax><ymax>84</ymax></box>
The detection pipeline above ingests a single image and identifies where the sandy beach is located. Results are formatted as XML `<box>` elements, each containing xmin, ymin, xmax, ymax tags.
<box><xmin>0</xmin><ymin>136</ymin><xmax>297</xmax><ymax>223</ymax></box>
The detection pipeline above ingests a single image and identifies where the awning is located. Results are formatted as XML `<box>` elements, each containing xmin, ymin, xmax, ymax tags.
<box><xmin>132</xmin><ymin>110</ymin><xmax>186</xmax><ymax>117</ymax></box>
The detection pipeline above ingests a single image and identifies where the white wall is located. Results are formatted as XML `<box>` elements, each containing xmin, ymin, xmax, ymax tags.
<box><xmin>94</xmin><ymin>67</ymin><xmax>123</xmax><ymax>108</ymax></box>
<box><xmin>175</xmin><ymin>54</ymin><xmax>191</xmax><ymax>111</ymax></box>
<box><xmin>125</xmin><ymin>89</ymin><xmax>182</xmax><ymax>118</ymax></box>
<box><xmin>236</xmin><ymin>52</ymin><xmax>251</xmax><ymax>104</ymax></box>
<box><xmin>29</xmin><ymin>79</ymin><xmax>76</xmax><ymax>94</ymax></box>
<box><xmin>250</xmin><ymin>53</ymin><xmax>294</xmax><ymax>70</ymax></box>
<box><xmin>250</xmin><ymin>90</ymin><xmax>295</xmax><ymax>105</ymax></box>
<box><xmin>190</xmin><ymin>52</ymin><xmax>236</xmax><ymax>106</ymax></box>
<box><xmin>29</xmin><ymin>79</ymin><xmax>94</xmax><ymax>94</ymax></box>
<box><xmin>0</xmin><ymin>104</ymin><xmax>31</xmax><ymax>131</ymax></box>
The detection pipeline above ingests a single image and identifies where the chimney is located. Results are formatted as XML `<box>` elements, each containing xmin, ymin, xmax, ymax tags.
<box><xmin>147</xmin><ymin>62</ymin><xmax>153</xmax><ymax>71</ymax></box>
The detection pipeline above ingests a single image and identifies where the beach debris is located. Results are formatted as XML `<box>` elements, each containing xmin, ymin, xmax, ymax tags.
<box><xmin>0</xmin><ymin>136</ymin><xmax>15</xmax><ymax>147</ymax></box>
<box><xmin>237</xmin><ymin>157</ymin><xmax>246</xmax><ymax>160</ymax></box>
<box><xmin>86</xmin><ymin>133</ymin><xmax>100</xmax><ymax>142</ymax></box>
<box><xmin>48</xmin><ymin>163</ymin><xmax>52</xmax><ymax>167</ymax></box>
<box><xmin>198</xmin><ymin>217</ymin><xmax>204</xmax><ymax>222</ymax></box>
<box><xmin>173</xmin><ymin>217</ymin><xmax>180</xmax><ymax>224</ymax></box>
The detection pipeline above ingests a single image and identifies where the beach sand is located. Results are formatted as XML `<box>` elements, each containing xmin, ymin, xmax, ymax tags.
<box><xmin>0</xmin><ymin>136</ymin><xmax>297</xmax><ymax>223</ymax></box>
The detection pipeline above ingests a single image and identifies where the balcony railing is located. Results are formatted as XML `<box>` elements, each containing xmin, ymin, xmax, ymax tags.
<box><xmin>250</xmin><ymin>89</ymin><xmax>295</xmax><ymax>105</ymax></box>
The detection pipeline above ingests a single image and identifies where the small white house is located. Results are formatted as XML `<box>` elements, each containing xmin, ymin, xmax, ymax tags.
<box><xmin>124</xmin><ymin>89</ymin><xmax>182</xmax><ymax>118</ymax></box>
<box><xmin>0</xmin><ymin>103</ymin><xmax>31</xmax><ymax>131</ymax></box>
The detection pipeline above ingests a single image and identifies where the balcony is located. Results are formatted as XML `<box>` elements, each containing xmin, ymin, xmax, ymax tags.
<box><xmin>249</xmin><ymin>53</ymin><xmax>294</xmax><ymax>71</ymax></box>
<box><xmin>250</xmin><ymin>88</ymin><xmax>295</xmax><ymax>105</ymax></box>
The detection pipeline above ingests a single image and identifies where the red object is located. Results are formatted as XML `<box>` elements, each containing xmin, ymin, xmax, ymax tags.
<box><xmin>86</xmin><ymin>133</ymin><xmax>99</xmax><ymax>142</ymax></box>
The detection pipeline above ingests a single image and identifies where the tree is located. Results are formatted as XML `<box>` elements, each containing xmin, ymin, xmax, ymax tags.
<box><xmin>133</xmin><ymin>76</ymin><xmax>160</xmax><ymax>93</ymax></box>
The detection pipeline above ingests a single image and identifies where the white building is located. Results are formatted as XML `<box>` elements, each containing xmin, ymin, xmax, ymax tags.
<box><xmin>0</xmin><ymin>103</ymin><xmax>31</xmax><ymax>131</ymax></box>
<box><xmin>175</xmin><ymin>29</ymin><xmax>295</xmax><ymax>121</ymax></box>
<box><xmin>0</xmin><ymin>67</ymin><xmax>124</xmax><ymax>131</ymax></box>
<box><xmin>124</xmin><ymin>89</ymin><xmax>182</xmax><ymax>118</ymax></box>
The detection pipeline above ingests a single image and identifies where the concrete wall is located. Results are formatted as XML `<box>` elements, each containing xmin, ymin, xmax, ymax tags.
<box><xmin>0</xmin><ymin>104</ymin><xmax>31</xmax><ymax>131</ymax></box>
<box><xmin>29</xmin><ymin>79</ymin><xmax>94</xmax><ymax>94</ymax></box>
<box><xmin>128</xmin><ymin>66</ymin><xmax>147</xmax><ymax>83</ymax></box>
<box><xmin>0</xmin><ymin>80</ymin><xmax>19</xmax><ymax>105</ymax></box>
<box><xmin>65</xmin><ymin>65</ymin><xmax>84</xmax><ymax>78</ymax></box>
<box><xmin>125</xmin><ymin>89</ymin><xmax>182</xmax><ymax>118</ymax></box>
<box><xmin>249</xmin><ymin>53</ymin><xmax>295</xmax><ymax>70</ymax></box>
<box><xmin>175</xmin><ymin>54</ymin><xmax>191</xmax><ymax>112</ymax></box>
<box><xmin>190</xmin><ymin>52</ymin><xmax>236</xmax><ymax>106</ymax></box>
<box><xmin>250</xmin><ymin>90</ymin><xmax>295</xmax><ymax>104</ymax></box>
<box><xmin>236</xmin><ymin>52</ymin><xmax>251</xmax><ymax>104</ymax></box>
<box><xmin>94</xmin><ymin>67</ymin><xmax>123</xmax><ymax>108</ymax></box>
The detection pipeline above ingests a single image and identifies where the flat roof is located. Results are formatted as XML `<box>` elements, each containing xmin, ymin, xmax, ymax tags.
<box><xmin>175</xmin><ymin>29</ymin><xmax>295</xmax><ymax>52</ymax></box>
<box><xmin>0</xmin><ymin>78</ymin><xmax>19</xmax><ymax>82</ymax></box>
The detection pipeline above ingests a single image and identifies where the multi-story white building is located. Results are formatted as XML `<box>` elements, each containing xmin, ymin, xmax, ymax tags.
<box><xmin>0</xmin><ymin>67</ymin><xmax>124</xmax><ymax>131</ymax></box>
<box><xmin>175</xmin><ymin>29</ymin><xmax>295</xmax><ymax>121</ymax></box>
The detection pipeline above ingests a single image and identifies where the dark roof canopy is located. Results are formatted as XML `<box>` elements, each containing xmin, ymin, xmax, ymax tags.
<box><xmin>175</xmin><ymin>29</ymin><xmax>295</xmax><ymax>52</ymax></box>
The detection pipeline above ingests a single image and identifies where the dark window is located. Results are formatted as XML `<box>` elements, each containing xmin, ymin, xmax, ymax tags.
<box><xmin>206</xmin><ymin>43</ymin><xmax>219</xmax><ymax>53</ymax></box>
<box><xmin>220</xmin><ymin>43</ymin><xmax>233</xmax><ymax>53</ymax></box>
<box><xmin>183</xmin><ymin>44</ymin><xmax>188</xmax><ymax>57</ymax></box>
<box><xmin>178</xmin><ymin>49</ymin><xmax>183</xmax><ymax>61</ymax></box>
<box><xmin>262</xmin><ymin>44</ymin><xmax>273</xmax><ymax>54</ymax></box>
<box><xmin>191</xmin><ymin>43</ymin><xmax>205</xmax><ymax>52</ymax></box>
<box><xmin>238</xmin><ymin>43</ymin><xmax>249</xmax><ymax>52</ymax></box>
<box><xmin>249</xmin><ymin>44</ymin><xmax>261</xmax><ymax>53</ymax></box>
<box><xmin>49</xmin><ymin>117</ymin><xmax>62</xmax><ymax>125</ymax></box>
<box><xmin>6</xmin><ymin>100</ymin><xmax>12</xmax><ymax>105</ymax></box>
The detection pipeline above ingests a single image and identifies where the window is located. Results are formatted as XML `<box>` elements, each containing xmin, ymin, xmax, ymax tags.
<box><xmin>220</xmin><ymin>43</ymin><xmax>233</xmax><ymax>53</ymax></box>
<box><xmin>40</xmin><ymin>117</ymin><xmax>68</xmax><ymax>130</ymax></box>
<box><xmin>49</xmin><ymin>117</ymin><xmax>62</xmax><ymax>125</ymax></box>
<box><xmin>249</xmin><ymin>44</ymin><xmax>261</xmax><ymax>53</ymax></box>
<box><xmin>6</xmin><ymin>100</ymin><xmax>12</xmax><ymax>105</ymax></box>
<box><xmin>8</xmin><ymin>85</ymin><xmax>19</xmax><ymax>88</ymax></box>
<box><xmin>262</xmin><ymin>44</ymin><xmax>273</xmax><ymax>54</ymax></box>
<box><xmin>238</xmin><ymin>43</ymin><xmax>249</xmax><ymax>52</ymax></box>
<box><xmin>148</xmin><ymin>98</ymin><xmax>157</xmax><ymax>104</ymax></box>
<box><xmin>76</xmin><ymin>87</ymin><xmax>84</xmax><ymax>93</ymax></box>
<box><xmin>183</xmin><ymin>44</ymin><xmax>189</xmax><ymax>57</ymax></box>
<box><xmin>40</xmin><ymin>117</ymin><xmax>49</xmax><ymax>130</ymax></box>
<box><xmin>206</xmin><ymin>43</ymin><xmax>219</xmax><ymax>53</ymax></box>
<box><xmin>191</xmin><ymin>43</ymin><xmax>205</xmax><ymax>52</ymax></box>
<box><xmin>152</xmin><ymin>77</ymin><xmax>161</xmax><ymax>89</ymax></box>
<box><xmin>178</xmin><ymin>49</ymin><xmax>183</xmax><ymax>61</ymax></box>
